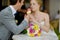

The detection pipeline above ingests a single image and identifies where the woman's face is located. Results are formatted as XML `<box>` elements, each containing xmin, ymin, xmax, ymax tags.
<box><xmin>30</xmin><ymin>0</ymin><xmax>40</xmax><ymax>12</ymax></box>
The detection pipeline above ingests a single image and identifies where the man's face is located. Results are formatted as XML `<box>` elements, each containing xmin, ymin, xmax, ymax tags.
<box><xmin>18</xmin><ymin>0</ymin><xmax>24</xmax><ymax>10</ymax></box>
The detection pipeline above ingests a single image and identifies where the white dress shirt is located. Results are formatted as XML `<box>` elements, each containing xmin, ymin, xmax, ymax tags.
<box><xmin>9</xmin><ymin>5</ymin><xmax>16</xmax><ymax>17</ymax></box>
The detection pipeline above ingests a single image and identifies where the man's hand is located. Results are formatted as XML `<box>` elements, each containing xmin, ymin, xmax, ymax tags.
<box><xmin>24</xmin><ymin>15</ymin><xmax>29</xmax><ymax>23</ymax></box>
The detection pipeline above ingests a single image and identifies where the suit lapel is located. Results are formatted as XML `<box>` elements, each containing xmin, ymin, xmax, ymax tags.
<box><xmin>7</xmin><ymin>7</ymin><xmax>15</xmax><ymax>19</ymax></box>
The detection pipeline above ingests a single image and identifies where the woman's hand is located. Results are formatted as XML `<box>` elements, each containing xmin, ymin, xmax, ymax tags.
<box><xmin>29</xmin><ymin>15</ymin><xmax>41</xmax><ymax>26</ymax></box>
<box><xmin>29</xmin><ymin>15</ymin><xmax>37</xmax><ymax>23</ymax></box>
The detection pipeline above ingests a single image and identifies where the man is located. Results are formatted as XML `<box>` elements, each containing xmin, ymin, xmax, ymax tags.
<box><xmin>0</xmin><ymin>0</ymin><xmax>29</xmax><ymax>40</ymax></box>
<box><xmin>15</xmin><ymin>4</ymin><xmax>27</xmax><ymax>25</ymax></box>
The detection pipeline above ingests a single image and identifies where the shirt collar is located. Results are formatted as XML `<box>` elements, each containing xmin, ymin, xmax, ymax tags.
<box><xmin>9</xmin><ymin>5</ymin><xmax>16</xmax><ymax>16</ymax></box>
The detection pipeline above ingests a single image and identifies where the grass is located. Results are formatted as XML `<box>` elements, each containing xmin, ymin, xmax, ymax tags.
<box><xmin>54</xmin><ymin>28</ymin><xmax>60</xmax><ymax>40</ymax></box>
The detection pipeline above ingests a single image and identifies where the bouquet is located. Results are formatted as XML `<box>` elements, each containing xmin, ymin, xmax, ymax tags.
<box><xmin>27</xmin><ymin>23</ymin><xmax>41</xmax><ymax>37</ymax></box>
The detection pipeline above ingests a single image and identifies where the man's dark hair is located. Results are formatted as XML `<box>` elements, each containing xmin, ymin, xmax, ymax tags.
<box><xmin>10</xmin><ymin>0</ymin><xmax>21</xmax><ymax>5</ymax></box>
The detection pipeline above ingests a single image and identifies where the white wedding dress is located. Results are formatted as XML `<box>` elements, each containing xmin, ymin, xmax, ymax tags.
<box><xmin>29</xmin><ymin>21</ymin><xmax>58</xmax><ymax>40</ymax></box>
<box><xmin>12</xmin><ymin>21</ymin><xmax>58</xmax><ymax>40</ymax></box>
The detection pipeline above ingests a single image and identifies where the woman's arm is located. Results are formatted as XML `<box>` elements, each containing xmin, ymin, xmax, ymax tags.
<box><xmin>41</xmin><ymin>14</ymin><xmax>50</xmax><ymax>32</ymax></box>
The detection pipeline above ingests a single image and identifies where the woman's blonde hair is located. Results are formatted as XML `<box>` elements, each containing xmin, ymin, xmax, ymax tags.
<box><xmin>35</xmin><ymin>0</ymin><xmax>42</xmax><ymax>11</ymax></box>
<box><xmin>36</xmin><ymin>0</ymin><xmax>42</xmax><ymax>6</ymax></box>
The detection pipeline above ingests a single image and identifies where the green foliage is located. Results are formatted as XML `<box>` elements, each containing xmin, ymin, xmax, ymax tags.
<box><xmin>20</xmin><ymin>29</ymin><xmax>27</xmax><ymax>34</ymax></box>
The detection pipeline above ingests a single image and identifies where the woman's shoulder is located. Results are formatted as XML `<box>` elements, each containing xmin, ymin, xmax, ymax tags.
<box><xmin>40</xmin><ymin>12</ymin><xmax>49</xmax><ymax>17</ymax></box>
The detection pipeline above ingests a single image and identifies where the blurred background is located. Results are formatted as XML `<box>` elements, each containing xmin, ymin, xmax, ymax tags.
<box><xmin>0</xmin><ymin>0</ymin><xmax>60</xmax><ymax>40</ymax></box>
<box><xmin>0</xmin><ymin>0</ymin><xmax>60</xmax><ymax>20</ymax></box>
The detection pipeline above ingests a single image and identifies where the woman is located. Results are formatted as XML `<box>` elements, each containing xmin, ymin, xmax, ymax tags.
<box><xmin>26</xmin><ymin>0</ymin><xmax>58</xmax><ymax>40</ymax></box>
